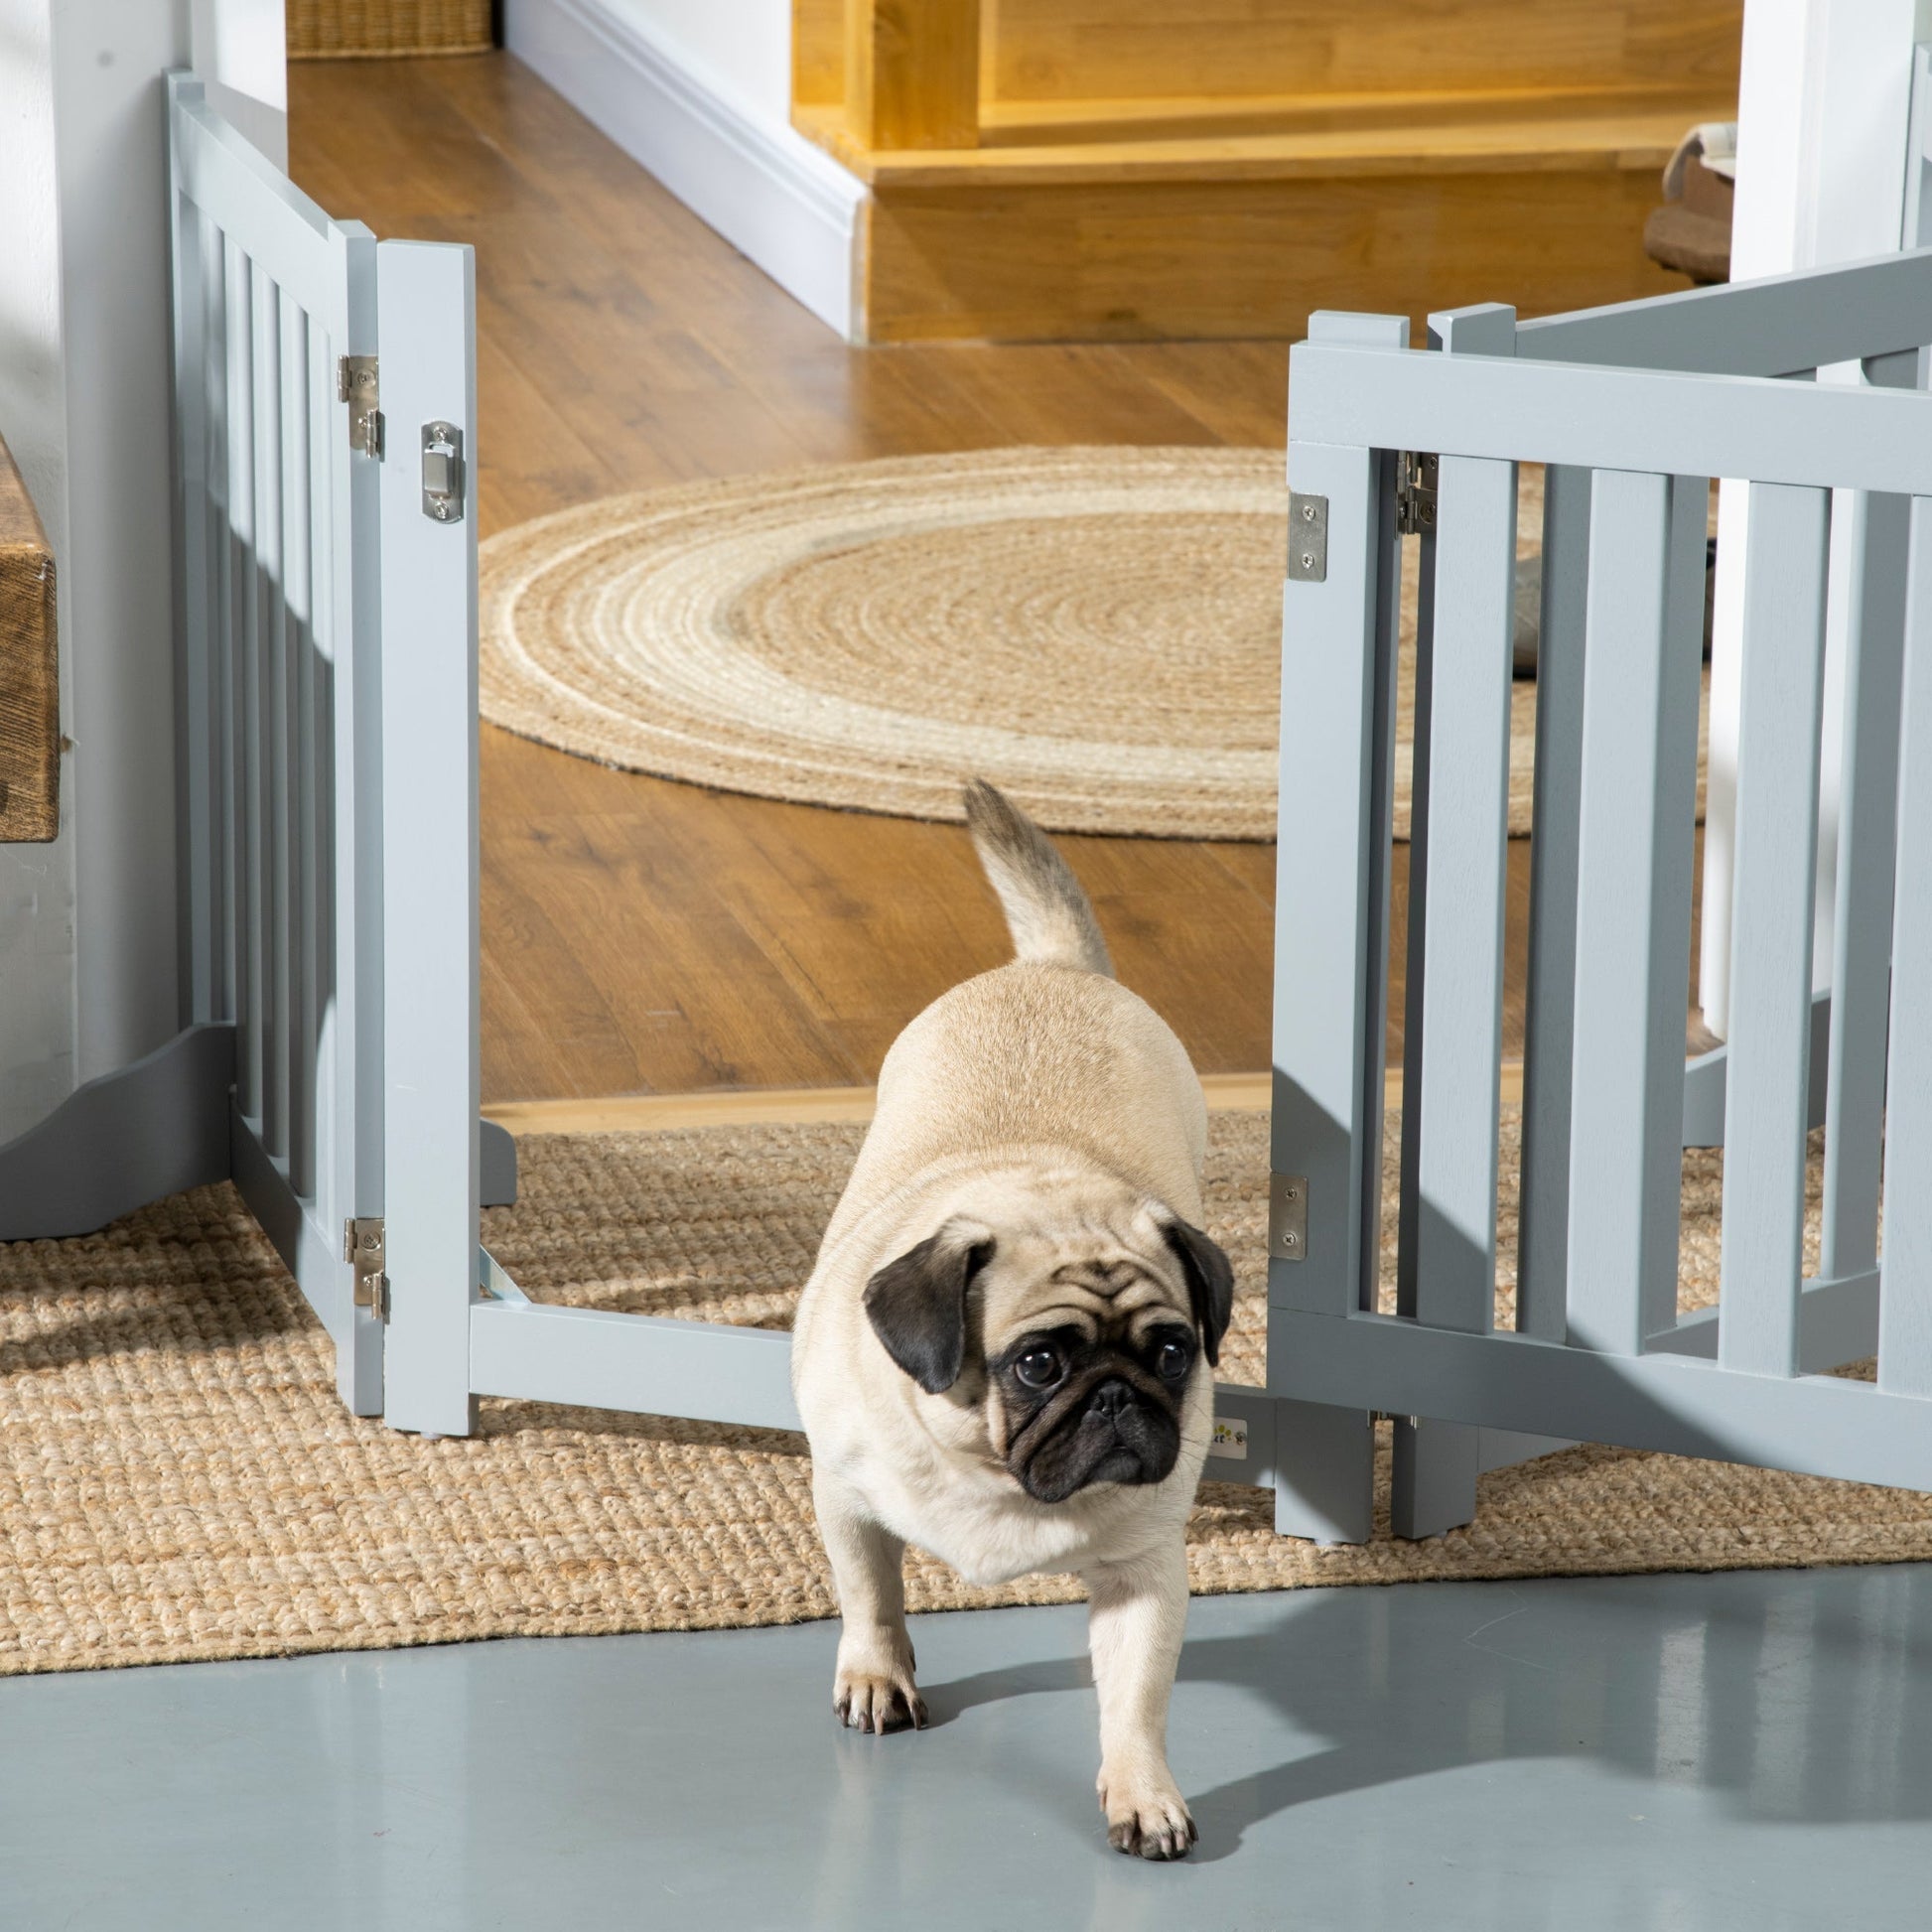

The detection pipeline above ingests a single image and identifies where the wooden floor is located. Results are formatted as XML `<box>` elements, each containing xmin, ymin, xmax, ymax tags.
<box><xmin>288</xmin><ymin>52</ymin><xmax>1549</xmax><ymax>1103</ymax></box>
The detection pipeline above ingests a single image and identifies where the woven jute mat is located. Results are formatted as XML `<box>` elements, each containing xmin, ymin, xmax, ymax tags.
<box><xmin>0</xmin><ymin>1109</ymin><xmax>1919</xmax><ymax>1677</ymax></box>
<box><xmin>483</xmin><ymin>451</ymin><xmax>1720</xmax><ymax>842</ymax></box>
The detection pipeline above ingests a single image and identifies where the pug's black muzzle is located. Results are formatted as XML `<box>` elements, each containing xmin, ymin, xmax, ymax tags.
<box><xmin>1018</xmin><ymin>1375</ymin><xmax>1182</xmax><ymax>1504</ymax></box>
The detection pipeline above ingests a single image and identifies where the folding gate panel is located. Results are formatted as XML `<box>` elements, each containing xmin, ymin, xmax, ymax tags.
<box><xmin>159</xmin><ymin>69</ymin><xmax>1932</xmax><ymax>1535</ymax></box>
<box><xmin>169</xmin><ymin>71</ymin><xmax>384</xmax><ymax>1414</ymax></box>
<box><xmin>162</xmin><ymin>73</ymin><xmax>1385</xmax><ymax>1486</ymax></box>
<box><xmin>170</xmin><ymin>73</ymin><xmax>484</xmax><ymax>1431</ymax></box>
<box><xmin>1269</xmin><ymin>255</ymin><xmax>1932</xmax><ymax>1538</ymax></box>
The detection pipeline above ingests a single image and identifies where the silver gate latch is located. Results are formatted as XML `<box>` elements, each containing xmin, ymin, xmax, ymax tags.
<box><xmin>337</xmin><ymin>355</ymin><xmax>383</xmax><ymax>458</ymax></box>
<box><xmin>343</xmin><ymin>1216</ymin><xmax>387</xmax><ymax>1316</ymax></box>
<box><xmin>421</xmin><ymin>421</ymin><xmax>466</xmax><ymax>522</ymax></box>
<box><xmin>1269</xmin><ymin>1173</ymin><xmax>1309</xmax><ymax>1261</ymax></box>
<box><xmin>1396</xmin><ymin>451</ymin><xmax>1439</xmax><ymax>535</ymax></box>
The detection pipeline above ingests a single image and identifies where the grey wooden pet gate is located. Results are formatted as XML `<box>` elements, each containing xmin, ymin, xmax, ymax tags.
<box><xmin>0</xmin><ymin>73</ymin><xmax>503</xmax><ymax>1429</ymax></box>
<box><xmin>6</xmin><ymin>74</ymin><xmax>1932</xmax><ymax>1533</ymax></box>
<box><xmin>0</xmin><ymin>75</ymin><xmax>1270</xmax><ymax>1473</ymax></box>
<box><xmin>1266</xmin><ymin>253</ymin><xmax>1932</xmax><ymax>1545</ymax></box>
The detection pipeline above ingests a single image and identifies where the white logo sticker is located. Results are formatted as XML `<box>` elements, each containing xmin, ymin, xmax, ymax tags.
<box><xmin>1210</xmin><ymin>1417</ymin><xmax>1248</xmax><ymax>1460</ymax></box>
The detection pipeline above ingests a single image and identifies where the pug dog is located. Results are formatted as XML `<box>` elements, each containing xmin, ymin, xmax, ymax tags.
<box><xmin>791</xmin><ymin>780</ymin><xmax>1233</xmax><ymax>1861</ymax></box>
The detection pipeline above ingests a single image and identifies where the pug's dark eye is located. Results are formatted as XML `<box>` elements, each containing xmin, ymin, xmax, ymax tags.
<box><xmin>1013</xmin><ymin>1347</ymin><xmax>1064</xmax><ymax>1389</ymax></box>
<box><xmin>1154</xmin><ymin>1339</ymin><xmax>1192</xmax><ymax>1382</ymax></box>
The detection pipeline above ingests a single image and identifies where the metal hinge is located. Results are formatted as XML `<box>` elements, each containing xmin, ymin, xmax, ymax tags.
<box><xmin>1286</xmin><ymin>490</ymin><xmax>1327</xmax><ymax>582</ymax></box>
<box><xmin>343</xmin><ymin>1215</ymin><xmax>387</xmax><ymax>1316</ymax></box>
<box><xmin>337</xmin><ymin>355</ymin><xmax>383</xmax><ymax>459</ymax></box>
<box><xmin>1396</xmin><ymin>451</ymin><xmax>1438</xmax><ymax>535</ymax></box>
<box><xmin>1268</xmin><ymin>1173</ymin><xmax>1308</xmax><ymax>1262</ymax></box>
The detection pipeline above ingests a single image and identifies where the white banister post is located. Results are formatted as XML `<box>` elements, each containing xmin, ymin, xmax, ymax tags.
<box><xmin>1701</xmin><ymin>0</ymin><xmax>1926</xmax><ymax>1035</ymax></box>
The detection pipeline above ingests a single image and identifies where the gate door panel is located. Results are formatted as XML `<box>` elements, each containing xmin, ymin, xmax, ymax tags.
<box><xmin>1269</xmin><ymin>262</ymin><xmax>1932</xmax><ymax>1538</ymax></box>
<box><xmin>166</xmin><ymin>72</ymin><xmax>1367</xmax><ymax>1483</ymax></box>
<box><xmin>170</xmin><ymin>72</ymin><xmax>386</xmax><ymax>1413</ymax></box>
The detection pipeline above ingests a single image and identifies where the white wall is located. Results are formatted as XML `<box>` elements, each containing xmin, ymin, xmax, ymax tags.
<box><xmin>597</xmin><ymin>0</ymin><xmax>792</xmax><ymax>125</ymax></box>
<box><xmin>0</xmin><ymin>0</ymin><xmax>79</xmax><ymax>1142</ymax></box>
<box><xmin>56</xmin><ymin>0</ymin><xmax>197</xmax><ymax>1104</ymax></box>
<box><xmin>0</xmin><ymin>0</ymin><xmax>285</xmax><ymax>1143</ymax></box>
<box><xmin>506</xmin><ymin>0</ymin><xmax>863</xmax><ymax>338</ymax></box>
<box><xmin>191</xmin><ymin>0</ymin><xmax>289</xmax><ymax>167</ymax></box>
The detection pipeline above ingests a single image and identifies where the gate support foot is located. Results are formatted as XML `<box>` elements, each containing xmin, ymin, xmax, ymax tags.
<box><xmin>1391</xmin><ymin>1416</ymin><xmax>1479</xmax><ymax>1539</ymax></box>
<box><xmin>1270</xmin><ymin>1399</ymin><xmax>1374</xmax><ymax>1545</ymax></box>
<box><xmin>481</xmin><ymin>1119</ymin><xmax>517</xmax><ymax>1207</ymax></box>
<box><xmin>0</xmin><ymin>1025</ymin><xmax>236</xmax><ymax>1239</ymax></box>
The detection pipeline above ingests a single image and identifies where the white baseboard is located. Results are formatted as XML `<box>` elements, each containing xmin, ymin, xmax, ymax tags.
<box><xmin>504</xmin><ymin>0</ymin><xmax>864</xmax><ymax>340</ymax></box>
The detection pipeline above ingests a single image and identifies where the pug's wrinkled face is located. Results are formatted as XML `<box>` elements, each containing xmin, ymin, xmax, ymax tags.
<box><xmin>987</xmin><ymin>1291</ymin><xmax>1195</xmax><ymax>1502</ymax></box>
<box><xmin>863</xmin><ymin>1204</ymin><xmax>1234</xmax><ymax>1503</ymax></box>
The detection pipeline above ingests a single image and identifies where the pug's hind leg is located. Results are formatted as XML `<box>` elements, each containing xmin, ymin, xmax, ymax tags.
<box><xmin>815</xmin><ymin>1471</ymin><xmax>926</xmax><ymax>1733</ymax></box>
<box><xmin>1085</xmin><ymin>1540</ymin><xmax>1196</xmax><ymax>1860</ymax></box>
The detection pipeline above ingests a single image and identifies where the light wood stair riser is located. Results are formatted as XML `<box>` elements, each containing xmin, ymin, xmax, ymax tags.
<box><xmin>853</xmin><ymin>164</ymin><xmax>1701</xmax><ymax>345</ymax></box>
<box><xmin>798</xmin><ymin>1</ymin><xmax>1743</xmax><ymax>116</ymax></box>
<box><xmin>798</xmin><ymin>2</ymin><xmax>1739</xmax><ymax>344</ymax></box>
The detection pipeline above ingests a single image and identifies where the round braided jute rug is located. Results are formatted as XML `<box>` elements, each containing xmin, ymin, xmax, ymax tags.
<box><xmin>480</xmin><ymin>450</ymin><xmax>1601</xmax><ymax>841</ymax></box>
<box><xmin>0</xmin><ymin>1108</ymin><xmax>1921</xmax><ymax>1676</ymax></box>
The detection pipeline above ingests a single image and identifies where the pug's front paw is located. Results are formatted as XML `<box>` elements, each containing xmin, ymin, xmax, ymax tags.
<box><xmin>1098</xmin><ymin>1769</ymin><xmax>1197</xmax><ymax>1861</ymax></box>
<box><xmin>833</xmin><ymin>1651</ymin><xmax>927</xmax><ymax>1733</ymax></box>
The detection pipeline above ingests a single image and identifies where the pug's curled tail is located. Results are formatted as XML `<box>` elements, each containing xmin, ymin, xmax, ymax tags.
<box><xmin>963</xmin><ymin>779</ymin><xmax>1114</xmax><ymax>977</ymax></box>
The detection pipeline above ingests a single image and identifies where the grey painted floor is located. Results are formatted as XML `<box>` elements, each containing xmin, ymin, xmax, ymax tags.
<box><xmin>4</xmin><ymin>1565</ymin><xmax>1930</xmax><ymax>1932</ymax></box>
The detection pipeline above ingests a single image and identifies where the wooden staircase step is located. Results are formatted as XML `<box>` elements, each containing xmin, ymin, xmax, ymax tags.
<box><xmin>794</xmin><ymin>97</ymin><xmax>1732</xmax><ymax>343</ymax></box>
<box><xmin>793</xmin><ymin>1</ymin><xmax>1739</xmax><ymax>342</ymax></box>
<box><xmin>971</xmin><ymin>85</ymin><xmax>1737</xmax><ymax>149</ymax></box>
<box><xmin>798</xmin><ymin>96</ymin><xmax>1728</xmax><ymax>187</ymax></box>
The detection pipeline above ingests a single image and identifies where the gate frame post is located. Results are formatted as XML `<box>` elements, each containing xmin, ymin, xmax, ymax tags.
<box><xmin>372</xmin><ymin>236</ymin><xmax>481</xmax><ymax>1439</ymax></box>
<box><xmin>1268</xmin><ymin>309</ymin><xmax>1409</xmax><ymax>1545</ymax></box>
<box><xmin>1387</xmin><ymin>301</ymin><xmax>1519</xmax><ymax>1542</ymax></box>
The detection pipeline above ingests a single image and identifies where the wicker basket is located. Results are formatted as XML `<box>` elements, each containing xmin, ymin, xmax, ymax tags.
<box><xmin>287</xmin><ymin>0</ymin><xmax>494</xmax><ymax>59</ymax></box>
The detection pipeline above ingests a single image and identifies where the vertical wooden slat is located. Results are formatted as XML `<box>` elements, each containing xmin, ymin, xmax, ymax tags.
<box><xmin>1391</xmin><ymin>477</ymin><xmax>1484</xmax><ymax>1538</ymax></box>
<box><xmin>1411</xmin><ymin>455</ymin><xmax>1516</xmax><ymax>1337</ymax></box>
<box><xmin>1718</xmin><ymin>483</ymin><xmax>1832</xmax><ymax>1380</ymax></box>
<box><xmin>206</xmin><ymin>219</ymin><xmax>235</xmax><ymax>1025</ymax></box>
<box><xmin>845</xmin><ymin>0</ymin><xmax>980</xmax><ymax>150</ymax></box>
<box><xmin>1878</xmin><ymin>496</ymin><xmax>1932</xmax><ymax>1397</ymax></box>
<box><xmin>203</xmin><ymin>214</ymin><xmax>230</xmax><ymax>1022</ymax></box>
<box><xmin>169</xmin><ymin>171</ymin><xmax>214</xmax><ymax>1023</ymax></box>
<box><xmin>1389</xmin><ymin>304</ymin><xmax>1514</xmax><ymax>1542</ymax></box>
<box><xmin>303</xmin><ymin>318</ymin><xmax>335</xmax><ymax>1222</ymax></box>
<box><xmin>315</xmin><ymin>327</ymin><xmax>343</xmax><ymax>1232</ymax></box>
<box><xmin>1269</xmin><ymin>308</ymin><xmax>1410</xmax><ymax>1546</ymax></box>
<box><xmin>1391</xmin><ymin>516</ymin><xmax>1483</xmax><ymax>1534</ymax></box>
<box><xmin>254</xmin><ymin>263</ymin><xmax>290</xmax><ymax>1162</ymax></box>
<box><xmin>1564</xmin><ymin>471</ymin><xmax>1707</xmax><ymax>1355</ymax></box>
<box><xmin>1820</xmin><ymin>353</ymin><xmax>1918</xmax><ymax>1280</ymax></box>
<box><xmin>1821</xmin><ymin>489</ymin><xmax>1906</xmax><ymax>1279</ymax></box>
<box><xmin>225</xmin><ymin>236</ymin><xmax>262</xmax><ymax>1122</ymax></box>
<box><xmin>1515</xmin><ymin>463</ymin><xmax>1591</xmax><ymax>1338</ymax></box>
<box><xmin>281</xmin><ymin>292</ymin><xmax>316</xmax><ymax>1198</ymax></box>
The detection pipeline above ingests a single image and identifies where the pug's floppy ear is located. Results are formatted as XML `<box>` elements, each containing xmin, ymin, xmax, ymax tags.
<box><xmin>863</xmin><ymin>1220</ymin><xmax>995</xmax><ymax>1394</ymax></box>
<box><xmin>1159</xmin><ymin>1213</ymin><xmax>1235</xmax><ymax>1367</ymax></box>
